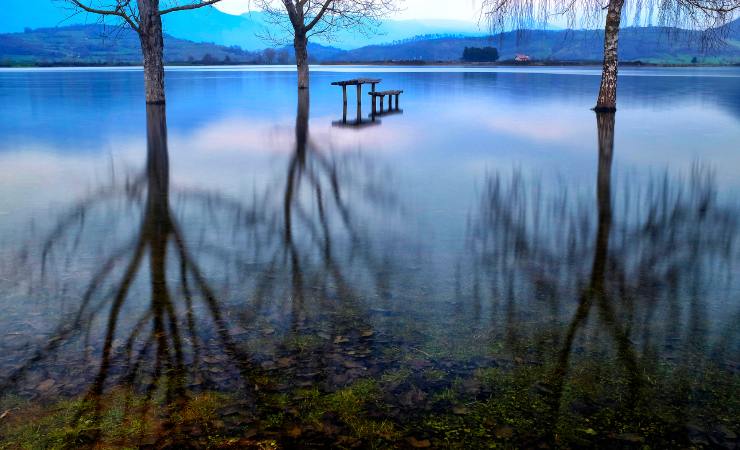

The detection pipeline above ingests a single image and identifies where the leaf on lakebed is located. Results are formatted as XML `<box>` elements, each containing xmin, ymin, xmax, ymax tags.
<box><xmin>407</xmin><ymin>437</ymin><xmax>431</xmax><ymax>448</ymax></box>
<box><xmin>286</xmin><ymin>425</ymin><xmax>302</xmax><ymax>438</ymax></box>
<box><xmin>37</xmin><ymin>379</ymin><xmax>55</xmax><ymax>391</ymax></box>
<box><xmin>452</xmin><ymin>406</ymin><xmax>470</xmax><ymax>415</ymax></box>
<box><xmin>496</xmin><ymin>426</ymin><xmax>514</xmax><ymax>439</ymax></box>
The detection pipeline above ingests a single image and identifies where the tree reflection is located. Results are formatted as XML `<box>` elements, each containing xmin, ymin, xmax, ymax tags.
<box><xmin>1</xmin><ymin>105</ymin><xmax>267</xmax><ymax>443</ymax></box>
<box><xmin>0</xmin><ymin>90</ymin><xmax>404</xmax><ymax>445</ymax></box>
<box><xmin>282</xmin><ymin>89</ymin><xmax>393</xmax><ymax>321</ymax></box>
<box><xmin>464</xmin><ymin>111</ymin><xmax>740</xmax><ymax>441</ymax></box>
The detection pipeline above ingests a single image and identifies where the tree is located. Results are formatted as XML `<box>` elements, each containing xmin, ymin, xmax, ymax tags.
<box><xmin>63</xmin><ymin>0</ymin><xmax>223</xmax><ymax>103</ymax></box>
<box><xmin>462</xmin><ymin>46</ymin><xmax>500</xmax><ymax>62</ymax></box>
<box><xmin>201</xmin><ymin>52</ymin><xmax>217</xmax><ymax>64</ymax></box>
<box><xmin>480</xmin><ymin>0</ymin><xmax>739</xmax><ymax>110</ymax></box>
<box><xmin>263</xmin><ymin>47</ymin><xmax>277</xmax><ymax>64</ymax></box>
<box><xmin>253</xmin><ymin>0</ymin><xmax>399</xmax><ymax>89</ymax></box>
<box><xmin>277</xmin><ymin>49</ymin><xmax>291</xmax><ymax>64</ymax></box>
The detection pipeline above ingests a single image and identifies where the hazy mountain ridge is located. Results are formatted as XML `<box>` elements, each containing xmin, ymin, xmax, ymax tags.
<box><xmin>0</xmin><ymin>0</ymin><xmax>482</xmax><ymax>50</ymax></box>
<box><xmin>0</xmin><ymin>25</ymin><xmax>259</xmax><ymax>65</ymax></box>
<box><xmin>3</xmin><ymin>20</ymin><xmax>739</xmax><ymax>66</ymax></box>
<box><xmin>332</xmin><ymin>22</ymin><xmax>740</xmax><ymax>63</ymax></box>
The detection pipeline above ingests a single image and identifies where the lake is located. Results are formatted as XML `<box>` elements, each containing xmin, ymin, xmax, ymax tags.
<box><xmin>0</xmin><ymin>66</ymin><xmax>739</xmax><ymax>448</ymax></box>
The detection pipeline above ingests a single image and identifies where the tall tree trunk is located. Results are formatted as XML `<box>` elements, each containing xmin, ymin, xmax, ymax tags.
<box><xmin>294</xmin><ymin>31</ymin><xmax>310</xmax><ymax>90</ymax></box>
<box><xmin>138</xmin><ymin>0</ymin><xmax>166</xmax><ymax>104</ymax></box>
<box><xmin>594</xmin><ymin>111</ymin><xmax>615</xmax><ymax>281</ymax></box>
<box><xmin>594</xmin><ymin>0</ymin><xmax>625</xmax><ymax>112</ymax></box>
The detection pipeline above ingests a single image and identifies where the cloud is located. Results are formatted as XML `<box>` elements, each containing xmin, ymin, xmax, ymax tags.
<box><xmin>215</xmin><ymin>0</ymin><xmax>479</xmax><ymax>21</ymax></box>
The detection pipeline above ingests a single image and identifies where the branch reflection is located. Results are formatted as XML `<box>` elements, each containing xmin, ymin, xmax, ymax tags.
<box><xmin>0</xmin><ymin>92</ymin><xmax>405</xmax><ymax>446</ymax></box>
<box><xmin>463</xmin><ymin>111</ymin><xmax>740</xmax><ymax>441</ymax></box>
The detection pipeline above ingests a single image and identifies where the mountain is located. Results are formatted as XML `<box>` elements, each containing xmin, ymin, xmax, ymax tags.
<box><xmin>328</xmin><ymin>22</ymin><xmax>740</xmax><ymax>64</ymax></box>
<box><xmin>3</xmin><ymin>16</ymin><xmax>739</xmax><ymax>66</ymax></box>
<box><xmin>0</xmin><ymin>0</ymin><xmax>482</xmax><ymax>50</ymax></box>
<box><xmin>163</xmin><ymin>10</ymin><xmax>482</xmax><ymax>50</ymax></box>
<box><xmin>0</xmin><ymin>25</ymin><xmax>259</xmax><ymax>65</ymax></box>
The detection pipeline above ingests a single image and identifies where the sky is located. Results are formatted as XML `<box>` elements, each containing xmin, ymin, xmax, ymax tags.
<box><xmin>214</xmin><ymin>0</ymin><xmax>481</xmax><ymax>22</ymax></box>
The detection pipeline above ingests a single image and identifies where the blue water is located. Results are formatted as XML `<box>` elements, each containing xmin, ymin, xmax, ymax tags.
<box><xmin>0</xmin><ymin>66</ymin><xmax>738</xmax><ymax>447</ymax></box>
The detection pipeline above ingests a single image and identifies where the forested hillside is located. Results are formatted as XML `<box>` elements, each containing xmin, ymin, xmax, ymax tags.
<box><xmin>0</xmin><ymin>25</ymin><xmax>258</xmax><ymax>65</ymax></box>
<box><xmin>332</xmin><ymin>22</ymin><xmax>740</xmax><ymax>64</ymax></box>
<box><xmin>2</xmin><ymin>19</ymin><xmax>739</xmax><ymax>66</ymax></box>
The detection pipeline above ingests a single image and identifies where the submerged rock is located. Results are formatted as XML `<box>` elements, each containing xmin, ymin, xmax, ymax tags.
<box><xmin>531</xmin><ymin>381</ymin><xmax>555</xmax><ymax>397</ymax></box>
<box><xmin>407</xmin><ymin>437</ymin><xmax>432</xmax><ymax>448</ymax></box>
<box><xmin>496</xmin><ymin>426</ymin><xmax>514</xmax><ymax>439</ymax></box>
<box><xmin>452</xmin><ymin>405</ymin><xmax>470</xmax><ymax>415</ymax></box>
<box><xmin>36</xmin><ymin>379</ymin><xmax>55</xmax><ymax>392</ymax></box>
<box><xmin>614</xmin><ymin>433</ymin><xmax>644</xmax><ymax>443</ymax></box>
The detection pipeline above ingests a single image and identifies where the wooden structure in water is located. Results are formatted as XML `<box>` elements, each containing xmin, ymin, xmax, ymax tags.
<box><xmin>331</xmin><ymin>78</ymin><xmax>381</xmax><ymax>123</ymax></box>
<box><xmin>331</xmin><ymin>78</ymin><xmax>405</xmax><ymax>126</ymax></box>
<box><xmin>369</xmin><ymin>90</ymin><xmax>403</xmax><ymax>115</ymax></box>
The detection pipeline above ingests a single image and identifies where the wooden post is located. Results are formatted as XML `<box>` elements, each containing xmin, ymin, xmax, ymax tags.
<box><xmin>396</xmin><ymin>94</ymin><xmax>400</xmax><ymax>110</ymax></box>
<box><xmin>356</xmin><ymin>84</ymin><xmax>362</xmax><ymax>121</ymax></box>
<box><xmin>342</xmin><ymin>85</ymin><xmax>348</xmax><ymax>123</ymax></box>
<box><xmin>371</xmin><ymin>94</ymin><xmax>376</xmax><ymax>116</ymax></box>
<box><xmin>372</xmin><ymin>83</ymin><xmax>377</xmax><ymax>94</ymax></box>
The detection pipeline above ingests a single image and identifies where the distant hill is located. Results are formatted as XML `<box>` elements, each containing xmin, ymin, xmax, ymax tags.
<box><xmin>330</xmin><ymin>21</ymin><xmax>740</xmax><ymax>64</ymax></box>
<box><xmin>163</xmin><ymin>10</ymin><xmax>482</xmax><ymax>50</ymax></box>
<box><xmin>0</xmin><ymin>25</ymin><xmax>259</xmax><ymax>66</ymax></box>
<box><xmin>0</xmin><ymin>0</ymin><xmax>482</xmax><ymax>50</ymax></box>
<box><xmin>2</xmin><ymin>19</ymin><xmax>739</xmax><ymax>66</ymax></box>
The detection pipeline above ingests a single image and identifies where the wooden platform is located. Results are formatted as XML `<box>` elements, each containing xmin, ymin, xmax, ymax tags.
<box><xmin>331</xmin><ymin>78</ymin><xmax>383</xmax><ymax>123</ymax></box>
<box><xmin>368</xmin><ymin>90</ymin><xmax>403</xmax><ymax>95</ymax></box>
<box><xmin>330</xmin><ymin>78</ymin><xmax>382</xmax><ymax>87</ymax></box>
<box><xmin>368</xmin><ymin>90</ymin><xmax>404</xmax><ymax>114</ymax></box>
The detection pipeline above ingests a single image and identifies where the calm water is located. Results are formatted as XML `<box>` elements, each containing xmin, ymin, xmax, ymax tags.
<box><xmin>0</xmin><ymin>66</ymin><xmax>739</xmax><ymax>448</ymax></box>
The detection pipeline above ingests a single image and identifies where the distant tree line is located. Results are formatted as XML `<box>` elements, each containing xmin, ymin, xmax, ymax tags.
<box><xmin>186</xmin><ymin>48</ymin><xmax>291</xmax><ymax>65</ymax></box>
<box><xmin>462</xmin><ymin>46</ymin><xmax>500</xmax><ymax>62</ymax></box>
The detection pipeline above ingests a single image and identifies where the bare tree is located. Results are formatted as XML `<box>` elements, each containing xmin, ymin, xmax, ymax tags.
<box><xmin>63</xmin><ymin>0</ymin><xmax>224</xmax><ymax>103</ymax></box>
<box><xmin>480</xmin><ymin>0</ymin><xmax>739</xmax><ymax>110</ymax></box>
<box><xmin>253</xmin><ymin>0</ymin><xmax>400</xmax><ymax>88</ymax></box>
<box><xmin>263</xmin><ymin>47</ymin><xmax>277</xmax><ymax>64</ymax></box>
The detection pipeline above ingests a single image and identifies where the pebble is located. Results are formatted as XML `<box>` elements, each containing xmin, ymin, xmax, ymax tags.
<box><xmin>407</xmin><ymin>437</ymin><xmax>431</xmax><ymax>448</ymax></box>
<box><xmin>36</xmin><ymin>379</ymin><xmax>55</xmax><ymax>391</ymax></box>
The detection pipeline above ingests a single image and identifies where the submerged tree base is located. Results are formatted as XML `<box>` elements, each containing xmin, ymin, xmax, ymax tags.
<box><xmin>592</xmin><ymin>105</ymin><xmax>617</xmax><ymax>112</ymax></box>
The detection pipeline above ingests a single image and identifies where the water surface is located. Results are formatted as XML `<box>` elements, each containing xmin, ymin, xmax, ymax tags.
<box><xmin>0</xmin><ymin>66</ymin><xmax>739</xmax><ymax>448</ymax></box>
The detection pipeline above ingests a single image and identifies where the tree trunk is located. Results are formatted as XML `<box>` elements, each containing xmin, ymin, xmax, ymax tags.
<box><xmin>146</xmin><ymin>103</ymin><xmax>170</xmax><ymax>214</ymax></box>
<box><xmin>594</xmin><ymin>111</ymin><xmax>615</xmax><ymax>283</ymax></box>
<box><xmin>138</xmin><ymin>0</ymin><xmax>166</xmax><ymax>104</ymax></box>
<box><xmin>594</xmin><ymin>0</ymin><xmax>625</xmax><ymax>112</ymax></box>
<box><xmin>294</xmin><ymin>32</ymin><xmax>310</xmax><ymax>90</ymax></box>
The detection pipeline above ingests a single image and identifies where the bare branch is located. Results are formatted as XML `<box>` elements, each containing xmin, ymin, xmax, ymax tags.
<box><xmin>254</xmin><ymin>0</ymin><xmax>401</xmax><ymax>40</ymax></box>
<box><xmin>65</xmin><ymin>0</ymin><xmax>141</xmax><ymax>32</ymax></box>
<box><xmin>159</xmin><ymin>0</ymin><xmax>224</xmax><ymax>15</ymax></box>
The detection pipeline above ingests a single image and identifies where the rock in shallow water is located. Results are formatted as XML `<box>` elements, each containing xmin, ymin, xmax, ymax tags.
<box><xmin>406</xmin><ymin>437</ymin><xmax>431</xmax><ymax>447</ymax></box>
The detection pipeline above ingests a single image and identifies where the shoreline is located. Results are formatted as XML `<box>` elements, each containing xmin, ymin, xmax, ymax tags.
<box><xmin>1</xmin><ymin>61</ymin><xmax>739</xmax><ymax>69</ymax></box>
<box><xmin>0</xmin><ymin>61</ymin><xmax>740</xmax><ymax>69</ymax></box>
